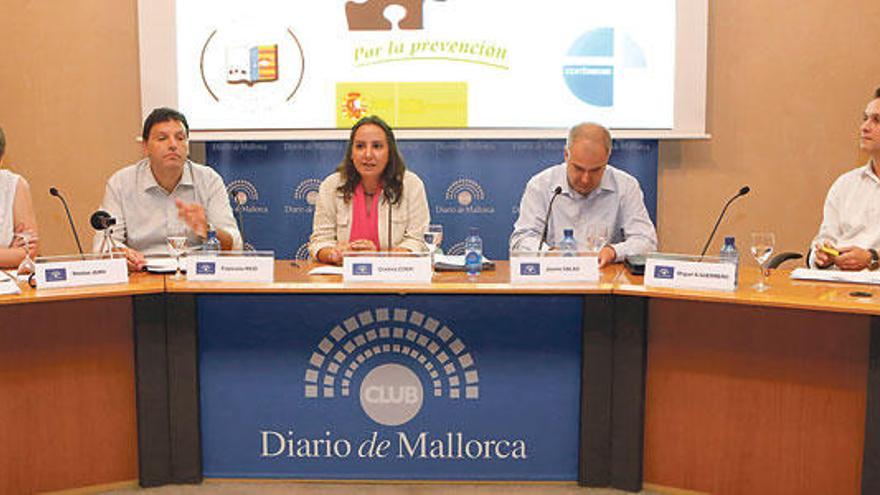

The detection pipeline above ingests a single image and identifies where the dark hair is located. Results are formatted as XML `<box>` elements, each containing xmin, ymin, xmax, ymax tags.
<box><xmin>0</xmin><ymin>125</ymin><xmax>5</xmax><ymax>161</ymax></box>
<box><xmin>875</xmin><ymin>87</ymin><xmax>880</xmax><ymax>99</ymax></box>
<box><xmin>142</xmin><ymin>107</ymin><xmax>189</xmax><ymax>142</ymax></box>
<box><xmin>336</xmin><ymin>115</ymin><xmax>406</xmax><ymax>205</ymax></box>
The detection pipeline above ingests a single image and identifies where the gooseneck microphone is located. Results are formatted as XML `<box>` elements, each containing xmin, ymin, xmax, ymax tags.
<box><xmin>539</xmin><ymin>186</ymin><xmax>564</xmax><ymax>250</ymax></box>
<box><xmin>90</xmin><ymin>210</ymin><xmax>117</xmax><ymax>230</ymax></box>
<box><xmin>699</xmin><ymin>186</ymin><xmax>751</xmax><ymax>258</ymax></box>
<box><xmin>231</xmin><ymin>191</ymin><xmax>247</xmax><ymax>249</ymax></box>
<box><xmin>49</xmin><ymin>187</ymin><xmax>84</xmax><ymax>256</ymax></box>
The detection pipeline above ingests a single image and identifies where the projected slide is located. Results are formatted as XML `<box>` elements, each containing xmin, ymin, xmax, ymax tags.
<box><xmin>175</xmin><ymin>0</ymin><xmax>676</xmax><ymax>130</ymax></box>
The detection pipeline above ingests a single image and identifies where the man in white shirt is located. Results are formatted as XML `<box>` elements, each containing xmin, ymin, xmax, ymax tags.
<box><xmin>94</xmin><ymin>108</ymin><xmax>241</xmax><ymax>270</ymax></box>
<box><xmin>510</xmin><ymin>122</ymin><xmax>657</xmax><ymax>267</ymax></box>
<box><xmin>812</xmin><ymin>88</ymin><xmax>880</xmax><ymax>270</ymax></box>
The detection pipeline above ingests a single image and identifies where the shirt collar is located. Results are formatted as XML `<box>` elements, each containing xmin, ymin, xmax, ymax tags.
<box><xmin>138</xmin><ymin>158</ymin><xmax>193</xmax><ymax>193</ymax></box>
<box><xmin>859</xmin><ymin>160</ymin><xmax>880</xmax><ymax>184</ymax></box>
<box><xmin>557</xmin><ymin>162</ymin><xmax>617</xmax><ymax>198</ymax></box>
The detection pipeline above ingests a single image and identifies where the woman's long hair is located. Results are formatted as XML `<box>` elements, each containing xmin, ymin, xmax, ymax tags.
<box><xmin>336</xmin><ymin>116</ymin><xmax>406</xmax><ymax>205</ymax></box>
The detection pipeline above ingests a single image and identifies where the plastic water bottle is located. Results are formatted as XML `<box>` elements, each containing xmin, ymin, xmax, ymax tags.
<box><xmin>464</xmin><ymin>227</ymin><xmax>483</xmax><ymax>279</ymax></box>
<box><xmin>203</xmin><ymin>225</ymin><xmax>221</xmax><ymax>255</ymax></box>
<box><xmin>720</xmin><ymin>236</ymin><xmax>739</xmax><ymax>287</ymax></box>
<box><xmin>559</xmin><ymin>228</ymin><xmax>577</xmax><ymax>256</ymax></box>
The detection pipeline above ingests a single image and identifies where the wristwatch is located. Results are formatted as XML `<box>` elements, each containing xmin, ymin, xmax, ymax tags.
<box><xmin>869</xmin><ymin>249</ymin><xmax>879</xmax><ymax>270</ymax></box>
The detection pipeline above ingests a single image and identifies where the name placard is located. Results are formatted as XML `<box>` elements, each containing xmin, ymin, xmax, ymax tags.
<box><xmin>645</xmin><ymin>258</ymin><xmax>736</xmax><ymax>291</ymax></box>
<box><xmin>35</xmin><ymin>258</ymin><xmax>128</xmax><ymax>289</ymax></box>
<box><xmin>343</xmin><ymin>255</ymin><xmax>431</xmax><ymax>283</ymax></box>
<box><xmin>186</xmin><ymin>255</ymin><xmax>274</xmax><ymax>283</ymax></box>
<box><xmin>510</xmin><ymin>255</ymin><xmax>599</xmax><ymax>284</ymax></box>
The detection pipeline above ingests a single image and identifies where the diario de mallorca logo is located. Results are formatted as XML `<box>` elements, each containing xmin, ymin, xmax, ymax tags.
<box><xmin>435</xmin><ymin>178</ymin><xmax>495</xmax><ymax>215</ymax></box>
<box><xmin>303</xmin><ymin>307</ymin><xmax>480</xmax><ymax>426</ymax></box>
<box><xmin>226</xmin><ymin>179</ymin><xmax>269</xmax><ymax>214</ymax></box>
<box><xmin>261</xmin><ymin>306</ymin><xmax>528</xmax><ymax>461</ymax></box>
<box><xmin>563</xmin><ymin>27</ymin><xmax>647</xmax><ymax>107</ymax></box>
<box><xmin>284</xmin><ymin>178</ymin><xmax>322</xmax><ymax>215</ymax></box>
<box><xmin>198</xmin><ymin>21</ymin><xmax>305</xmax><ymax>107</ymax></box>
<box><xmin>294</xmin><ymin>242</ymin><xmax>311</xmax><ymax>262</ymax></box>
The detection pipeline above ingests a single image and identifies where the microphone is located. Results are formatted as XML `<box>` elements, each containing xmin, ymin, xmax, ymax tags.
<box><xmin>90</xmin><ymin>210</ymin><xmax>117</xmax><ymax>230</ymax></box>
<box><xmin>231</xmin><ymin>191</ymin><xmax>247</xmax><ymax>249</ymax></box>
<box><xmin>699</xmin><ymin>186</ymin><xmax>751</xmax><ymax>258</ymax></box>
<box><xmin>539</xmin><ymin>186</ymin><xmax>563</xmax><ymax>250</ymax></box>
<box><xmin>49</xmin><ymin>187</ymin><xmax>85</xmax><ymax>256</ymax></box>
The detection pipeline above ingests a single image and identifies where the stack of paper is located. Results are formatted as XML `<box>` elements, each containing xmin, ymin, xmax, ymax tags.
<box><xmin>790</xmin><ymin>268</ymin><xmax>880</xmax><ymax>285</ymax></box>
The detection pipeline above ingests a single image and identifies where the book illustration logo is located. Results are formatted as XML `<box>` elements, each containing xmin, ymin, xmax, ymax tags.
<box><xmin>353</xmin><ymin>263</ymin><xmax>374</xmax><ymax>276</ymax></box>
<box><xmin>226</xmin><ymin>44</ymin><xmax>278</xmax><ymax>86</ymax></box>
<box><xmin>196</xmin><ymin>262</ymin><xmax>217</xmax><ymax>275</ymax></box>
<box><xmin>520</xmin><ymin>263</ymin><xmax>540</xmax><ymax>276</ymax></box>
<box><xmin>199</xmin><ymin>26</ymin><xmax>304</xmax><ymax>103</ymax></box>
<box><xmin>304</xmin><ymin>308</ymin><xmax>480</xmax><ymax>426</ymax></box>
<box><xmin>563</xmin><ymin>27</ymin><xmax>647</xmax><ymax>107</ymax></box>
<box><xmin>45</xmin><ymin>268</ymin><xmax>67</xmax><ymax>282</ymax></box>
<box><xmin>654</xmin><ymin>265</ymin><xmax>675</xmax><ymax>279</ymax></box>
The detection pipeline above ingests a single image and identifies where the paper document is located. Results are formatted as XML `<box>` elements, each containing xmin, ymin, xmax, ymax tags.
<box><xmin>790</xmin><ymin>268</ymin><xmax>880</xmax><ymax>285</ymax></box>
<box><xmin>309</xmin><ymin>266</ymin><xmax>344</xmax><ymax>276</ymax></box>
<box><xmin>0</xmin><ymin>275</ymin><xmax>21</xmax><ymax>295</ymax></box>
<box><xmin>433</xmin><ymin>254</ymin><xmax>495</xmax><ymax>271</ymax></box>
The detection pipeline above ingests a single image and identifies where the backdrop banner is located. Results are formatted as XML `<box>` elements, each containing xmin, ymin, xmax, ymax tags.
<box><xmin>206</xmin><ymin>139</ymin><xmax>657</xmax><ymax>260</ymax></box>
<box><xmin>199</xmin><ymin>294</ymin><xmax>583</xmax><ymax>480</ymax></box>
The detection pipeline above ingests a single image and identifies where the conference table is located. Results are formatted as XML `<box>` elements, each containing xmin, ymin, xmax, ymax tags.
<box><xmin>1</xmin><ymin>262</ymin><xmax>878</xmax><ymax>494</ymax></box>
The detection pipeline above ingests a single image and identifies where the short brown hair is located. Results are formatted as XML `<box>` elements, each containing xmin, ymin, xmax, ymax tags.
<box><xmin>0</xmin><ymin>125</ymin><xmax>5</xmax><ymax>161</ymax></box>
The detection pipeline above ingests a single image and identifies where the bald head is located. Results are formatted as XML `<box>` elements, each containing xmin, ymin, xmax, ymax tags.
<box><xmin>566</xmin><ymin>122</ymin><xmax>612</xmax><ymax>155</ymax></box>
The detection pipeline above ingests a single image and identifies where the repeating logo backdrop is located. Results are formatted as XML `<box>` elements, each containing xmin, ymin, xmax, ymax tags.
<box><xmin>198</xmin><ymin>294</ymin><xmax>583</xmax><ymax>479</ymax></box>
<box><xmin>206</xmin><ymin>139</ymin><xmax>658</xmax><ymax>260</ymax></box>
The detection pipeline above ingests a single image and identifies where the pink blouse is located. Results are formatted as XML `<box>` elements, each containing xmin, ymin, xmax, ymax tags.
<box><xmin>349</xmin><ymin>183</ymin><xmax>382</xmax><ymax>250</ymax></box>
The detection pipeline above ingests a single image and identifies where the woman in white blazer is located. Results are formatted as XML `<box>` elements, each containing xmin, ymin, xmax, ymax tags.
<box><xmin>309</xmin><ymin>116</ymin><xmax>429</xmax><ymax>265</ymax></box>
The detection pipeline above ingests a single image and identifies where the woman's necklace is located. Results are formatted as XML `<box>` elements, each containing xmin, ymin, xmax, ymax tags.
<box><xmin>364</xmin><ymin>190</ymin><xmax>375</xmax><ymax>216</ymax></box>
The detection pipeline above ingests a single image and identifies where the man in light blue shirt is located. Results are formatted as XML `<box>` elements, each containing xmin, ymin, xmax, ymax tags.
<box><xmin>510</xmin><ymin>122</ymin><xmax>657</xmax><ymax>267</ymax></box>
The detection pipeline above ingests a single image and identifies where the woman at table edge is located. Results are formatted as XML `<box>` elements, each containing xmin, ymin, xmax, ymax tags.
<box><xmin>309</xmin><ymin>115</ymin><xmax>429</xmax><ymax>265</ymax></box>
<box><xmin>0</xmin><ymin>125</ymin><xmax>39</xmax><ymax>269</ymax></box>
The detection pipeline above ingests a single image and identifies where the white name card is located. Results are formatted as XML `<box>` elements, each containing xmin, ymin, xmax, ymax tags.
<box><xmin>645</xmin><ymin>258</ymin><xmax>736</xmax><ymax>291</ymax></box>
<box><xmin>343</xmin><ymin>255</ymin><xmax>431</xmax><ymax>283</ymax></box>
<box><xmin>186</xmin><ymin>255</ymin><xmax>274</xmax><ymax>282</ymax></box>
<box><xmin>510</xmin><ymin>255</ymin><xmax>599</xmax><ymax>284</ymax></box>
<box><xmin>36</xmin><ymin>258</ymin><xmax>128</xmax><ymax>289</ymax></box>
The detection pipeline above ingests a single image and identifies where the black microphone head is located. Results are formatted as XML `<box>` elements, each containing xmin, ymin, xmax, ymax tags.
<box><xmin>553</xmin><ymin>186</ymin><xmax>562</xmax><ymax>194</ymax></box>
<box><xmin>49</xmin><ymin>187</ymin><xmax>59</xmax><ymax>196</ymax></box>
<box><xmin>90</xmin><ymin>210</ymin><xmax>113</xmax><ymax>230</ymax></box>
<box><xmin>739</xmin><ymin>186</ymin><xmax>750</xmax><ymax>196</ymax></box>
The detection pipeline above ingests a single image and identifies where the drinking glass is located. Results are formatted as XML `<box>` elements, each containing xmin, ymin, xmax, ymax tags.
<box><xmin>166</xmin><ymin>220</ymin><xmax>188</xmax><ymax>280</ymax></box>
<box><xmin>424</xmin><ymin>224</ymin><xmax>443</xmax><ymax>269</ymax></box>
<box><xmin>15</xmin><ymin>232</ymin><xmax>36</xmax><ymax>276</ymax></box>
<box><xmin>750</xmin><ymin>232</ymin><xmax>775</xmax><ymax>292</ymax></box>
<box><xmin>584</xmin><ymin>224</ymin><xmax>608</xmax><ymax>254</ymax></box>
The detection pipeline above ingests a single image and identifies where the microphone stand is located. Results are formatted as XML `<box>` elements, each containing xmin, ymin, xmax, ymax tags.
<box><xmin>539</xmin><ymin>187</ymin><xmax>563</xmax><ymax>250</ymax></box>
<box><xmin>699</xmin><ymin>187</ymin><xmax>750</xmax><ymax>259</ymax></box>
<box><xmin>231</xmin><ymin>192</ymin><xmax>247</xmax><ymax>251</ymax></box>
<box><xmin>49</xmin><ymin>187</ymin><xmax>84</xmax><ymax>258</ymax></box>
